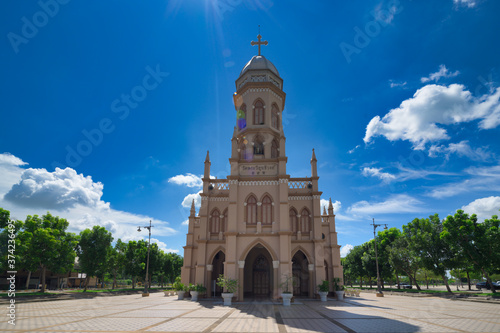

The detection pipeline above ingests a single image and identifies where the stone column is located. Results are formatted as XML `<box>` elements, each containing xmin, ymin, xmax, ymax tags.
<box><xmin>273</xmin><ymin>260</ymin><xmax>280</xmax><ymax>299</ymax></box>
<box><xmin>238</xmin><ymin>261</ymin><xmax>245</xmax><ymax>301</ymax></box>
<box><xmin>206</xmin><ymin>265</ymin><xmax>213</xmax><ymax>297</ymax></box>
<box><xmin>308</xmin><ymin>264</ymin><xmax>315</xmax><ymax>298</ymax></box>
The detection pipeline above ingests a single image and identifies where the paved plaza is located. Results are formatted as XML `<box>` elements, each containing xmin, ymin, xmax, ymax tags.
<box><xmin>1</xmin><ymin>292</ymin><xmax>499</xmax><ymax>332</ymax></box>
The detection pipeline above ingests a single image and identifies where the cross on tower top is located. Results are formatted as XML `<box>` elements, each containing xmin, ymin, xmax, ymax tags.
<box><xmin>251</xmin><ymin>34</ymin><xmax>268</xmax><ymax>56</ymax></box>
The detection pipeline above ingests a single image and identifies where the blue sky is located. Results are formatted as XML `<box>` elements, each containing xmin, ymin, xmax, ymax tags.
<box><xmin>1</xmin><ymin>0</ymin><xmax>499</xmax><ymax>256</ymax></box>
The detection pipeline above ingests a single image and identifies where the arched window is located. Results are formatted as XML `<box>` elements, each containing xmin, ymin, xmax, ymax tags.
<box><xmin>254</xmin><ymin>100</ymin><xmax>264</xmax><ymax>125</ymax></box>
<box><xmin>210</xmin><ymin>209</ymin><xmax>221</xmax><ymax>234</ymax></box>
<box><xmin>240</xmin><ymin>142</ymin><xmax>248</xmax><ymax>160</ymax></box>
<box><xmin>271</xmin><ymin>104</ymin><xmax>279</xmax><ymax>129</ymax></box>
<box><xmin>221</xmin><ymin>209</ymin><xmax>227</xmax><ymax>232</ymax></box>
<box><xmin>246</xmin><ymin>195</ymin><xmax>257</xmax><ymax>224</ymax></box>
<box><xmin>271</xmin><ymin>140</ymin><xmax>279</xmax><ymax>158</ymax></box>
<box><xmin>262</xmin><ymin>195</ymin><xmax>273</xmax><ymax>224</ymax></box>
<box><xmin>237</xmin><ymin>104</ymin><xmax>247</xmax><ymax>130</ymax></box>
<box><xmin>290</xmin><ymin>208</ymin><xmax>298</xmax><ymax>233</ymax></box>
<box><xmin>253</xmin><ymin>135</ymin><xmax>264</xmax><ymax>156</ymax></box>
<box><xmin>300</xmin><ymin>208</ymin><xmax>311</xmax><ymax>233</ymax></box>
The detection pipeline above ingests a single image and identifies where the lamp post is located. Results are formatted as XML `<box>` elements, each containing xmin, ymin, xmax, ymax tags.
<box><xmin>371</xmin><ymin>218</ymin><xmax>387</xmax><ymax>297</ymax></box>
<box><xmin>138</xmin><ymin>220</ymin><xmax>153</xmax><ymax>296</ymax></box>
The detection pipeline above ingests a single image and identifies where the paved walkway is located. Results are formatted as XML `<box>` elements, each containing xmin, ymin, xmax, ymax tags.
<box><xmin>2</xmin><ymin>292</ymin><xmax>499</xmax><ymax>332</ymax></box>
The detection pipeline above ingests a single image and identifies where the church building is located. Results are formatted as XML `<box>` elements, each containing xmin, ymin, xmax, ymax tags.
<box><xmin>181</xmin><ymin>35</ymin><xmax>343</xmax><ymax>300</ymax></box>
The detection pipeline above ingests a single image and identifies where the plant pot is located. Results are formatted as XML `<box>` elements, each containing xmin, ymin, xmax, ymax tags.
<box><xmin>177</xmin><ymin>292</ymin><xmax>185</xmax><ymax>300</ymax></box>
<box><xmin>281</xmin><ymin>293</ymin><xmax>293</xmax><ymax>306</ymax></box>
<box><xmin>222</xmin><ymin>292</ymin><xmax>234</xmax><ymax>306</ymax></box>
<box><xmin>336</xmin><ymin>291</ymin><xmax>345</xmax><ymax>301</ymax></box>
<box><xmin>142</xmin><ymin>293</ymin><xmax>149</xmax><ymax>297</ymax></box>
<box><xmin>190</xmin><ymin>291</ymin><xmax>199</xmax><ymax>301</ymax></box>
<box><xmin>318</xmin><ymin>291</ymin><xmax>328</xmax><ymax>301</ymax></box>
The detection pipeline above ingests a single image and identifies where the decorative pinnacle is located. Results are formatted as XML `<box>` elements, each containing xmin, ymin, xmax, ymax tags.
<box><xmin>205</xmin><ymin>150</ymin><xmax>210</xmax><ymax>163</ymax></box>
<box><xmin>311</xmin><ymin>148</ymin><xmax>317</xmax><ymax>162</ymax></box>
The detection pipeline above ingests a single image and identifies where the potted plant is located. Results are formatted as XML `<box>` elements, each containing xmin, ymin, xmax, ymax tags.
<box><xmin>318</xmin><ymin>280</ymin><xmax>330</xmax><ymax>301</ymax></box>
<box><xmin>332</xmin><ymin>277</ymin><xmax>345</xmax><ymax>301</ymax></box>
<box><xmin>280</xmin><ymin>274</ymin><xmax>297</xmax><ymax>306</ymax></box>
<box><xmin>172</xmin><ymin>277</ymin><xmax>185</xmax><ymax>300</ymax></box>
<box><xmin>190</xmin><ymin>284</ymin><xmax>206</xmax><ymax>301</ymax></box>
<box><xmin>216</xmin><ymin>274</ymin><xmax>238</xmax><ymax>306</ymax></box>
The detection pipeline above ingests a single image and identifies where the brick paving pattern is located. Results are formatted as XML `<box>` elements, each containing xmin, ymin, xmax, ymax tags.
<box><xmin>1</xmin><ymin>292</ymin><xmax>499</xmax><ymax>332</ymax></box>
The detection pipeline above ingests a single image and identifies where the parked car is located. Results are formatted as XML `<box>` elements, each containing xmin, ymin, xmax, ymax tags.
<box><xmin>476</xmin><ymin>281</ymin><xmax>500</xmax><ymax>290</ymax></box>
<box><xmin>399</xmin><ymin>283</ymin><xmax>412</xmax><ymax>289</ymax></box>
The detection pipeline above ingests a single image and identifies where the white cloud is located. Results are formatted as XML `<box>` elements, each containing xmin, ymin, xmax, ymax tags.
<box><xmin>340</xmin><ymin>244</ymin><xmax>354</xmax><ymax>257</ymax></box>
<box><xmin>181</xmin><ymin>219</ymin><xmax>189</xmax><ymax>226</ymax></box>
<box><xmin>168</xmin><ymin>173</ymin><xmax>203</xmax><ymax>188</ymax></box>
<box><xmin>389</xmin><ymin>80</ymin><xmax>407</xmax><ymax>88</ymax></box>
<box><xmin>348</xmin><ymin>194</ymin><xmax>422</xmax><ymax>215</ymax></box>
<box><xmin>0</xmin><ymin>153</ymin><xmax>28</xmax><ymax>166</ymax></box>
<box><xmin>421</xmin><ymin>65</ymin><xmax>460</xmax><ymax>83</ymax></box>
<box><xmin>0</xmin><ymin>154</ymin><xmax>177</xmax><ymax>242</ymax></box>
<box><xmin>427</xmin><ymin>164</ymin><xmax>500</xmax><ymax>198</ymax></box>
<box><xmin>453</xmin><ymin>0</ymin><xmax>476</xmax><ymax>8</ymax></box>
<box><xmin>364</xmin><ymin>84</ymin><xmax>500</xmax><ymax>149</ymax></box>
<box><xmin>348</xmin><ymin>145</ymin><xmax>360</xmax><ymax>154</ymax></box>
<box><xmin>4</xmin><ymin>167</ymin><xmax>105</xmax><ymax>210</ymax></box>
<box><xmin>362</xmin><ymin>167</ymin><xmax>396</xmax><ymax>182</ymax></box>
<box><xmin>150</xmin><ymin>238</ymin><xmax>180</xmax><ymax>253</ymax></box>
<box><xmin>429</xmin><ymin>140</ymin><xmax>492</xmax><ymax>161</ymax></box>
<box><xmin>461</xmin><ymin>196</ymin><xmax>500</xmax><ymax>221</ymax></box>
<box><xmin>182</xmin><ymin>192</ymin><xmax>201</xmax><ymax>208</ymax></box>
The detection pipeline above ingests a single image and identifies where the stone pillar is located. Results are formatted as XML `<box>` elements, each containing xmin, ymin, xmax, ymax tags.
<box><xmin>238</xmin><ymin>261</ymin><xmax>245</xmax><ymax>301</ymax></box>
<box><xmin>273</xmin><ymin>260</ymin><xmax>280</xmax><ymax>299</ymax></box>
<box><xmin>206</xmin><ymin>265</ymin><xmax>213</xmax><ymax>297</ymax></box>
<box><xmin>308</xmin><ymin>264</ymin><xmax>315</xmax><ymax>298</ymax></box>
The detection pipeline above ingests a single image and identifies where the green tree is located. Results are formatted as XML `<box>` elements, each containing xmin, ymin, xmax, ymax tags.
<box><xmin>124</xmin><ymin>240</ymin><xmax>148</xmax><ymax>288</ymax></box>
<box><xmin>376</xmin><ymin>227</ymin><xmax>402</xmax><ymax>286</ymax></box>
<box><xmin>163</xmin><ymin>252</ymin><xmax>183</xmax><ymax>283</ymax></box>
<box><xmin>388</xmin><ymin>237</ymin><xmax>421</xmax><ymax>290</ymax></box>
<box><xmin>343</xmin><ymin>245</ymin><xmax>366</xmax><ymax>287</ymax></box>
<box><xmin>77</xmin><ymin>225</ymin><xmax>113</xmax><ymax>292</ymax></box>
<box><xmin>403</xmin><ymin>214</ymin><xmax>456</xmax><ymax>292</ymax></box>
<box><xmin>442</xmin><ymin>210</ymin><xmax>500</xmax><ymax>293</ymax></box>
<box><xmin>108</xmin><ymin>239</ymin><xmax>127</xmax><ymax>289</ymax></box>
<box><xmin>18</xmin><ymin>213</ymin><xmax>78</xmax><ymax>293</ymax></box>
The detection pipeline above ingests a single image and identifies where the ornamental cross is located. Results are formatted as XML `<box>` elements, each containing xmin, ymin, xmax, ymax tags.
<box><xmin>251</xmin><ymin>34</ymin><xmax>268</xmax><ymax>56</ymax></box>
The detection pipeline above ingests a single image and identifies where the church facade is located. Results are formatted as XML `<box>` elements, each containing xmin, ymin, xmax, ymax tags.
<box><xmin>181</xmin><ymin>36</ymin><xmax>343</xmax><ymax>300</ymax></box>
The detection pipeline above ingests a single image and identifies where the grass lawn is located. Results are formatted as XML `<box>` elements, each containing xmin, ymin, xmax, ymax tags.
<box><xmin>354</xmin><ymin>286</ymin><xmax>498</xmax><ymax>297</ymax></box>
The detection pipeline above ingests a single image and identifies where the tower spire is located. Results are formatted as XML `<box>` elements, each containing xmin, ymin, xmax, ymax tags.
<box><xmin>204</xmin><ymin>150</ymin><xmax>211</xmax><ymax>178</ymax></box>
<box><xmin>190</xmin><ymin>199</ymin><xmax>196</xmax><ymax>217</ymax></box>
<box><xmin>311</xmin><ymin>148</ymin><xmax>318</xmax><ymax>177</ymax></box>
<box><xmin>328</xmin><ymin>197</ymin><xmax>334</xmax><ymax>216</ymax></box>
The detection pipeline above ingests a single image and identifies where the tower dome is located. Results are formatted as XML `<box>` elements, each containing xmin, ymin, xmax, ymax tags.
<box><xmin>240</xmin><ymin>55</ymin><xmax>280</xmax><ymax>77</ymax></box>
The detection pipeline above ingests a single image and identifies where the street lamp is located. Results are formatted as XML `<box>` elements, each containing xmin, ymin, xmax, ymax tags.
<box><xmin>371</xmin><ymin>218</ymin><xmax>388</xmax><ymax>297</ymax></box>
<box><xmin>137</xmin><ymin>220</ymin><xmax>153</xmax><ymax>296</ymax></box>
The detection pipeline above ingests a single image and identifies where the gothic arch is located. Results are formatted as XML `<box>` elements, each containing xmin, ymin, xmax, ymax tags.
<box><xmin>253</xmin><ymin>99</ymin><xmax>265</xmax><ymax>125</ymax></box>
<box><xmin>259</xmin><ymin>192</ymin><xmax>274</xmax><ymax>203</ymax></box>
<box><xmin>208</xmin><ymin>247</ymin><xmax>226</xmax><ymax>264</ymax></box>
<box><xmin>299</xmin><ymin>207</ymin><xmax>312</xmax><ymax>233</ymax></box>
<box><xmin>253</xmin><ymin>134</ymin><xmax>265</xmax><ymax>155</ymax></box>
<box><xmin>239</xmin><ymin>238</ymin><xmax>278</xmax><ymax>262</ymax></box>
<box><xmin>209</xmin><ymin>208</ymin><xmax>221</xmax><ymax>234</ymax></box>
<box><xmin>245</xmin><ymin>194</ymin><xmax>258</xmax><ymax>224</ymax></box>
<box><xmin>271</xmin><ymin>103</ymin><xmax>280</xmax><ymax>129</ymax></box>
<box><xmin>291</xmin><ymin>246</ymin><xmax>313</xmax><ymax>264</ymax></box>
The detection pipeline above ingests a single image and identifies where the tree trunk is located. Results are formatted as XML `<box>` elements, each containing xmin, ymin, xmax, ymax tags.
<box><xmin>132</xmin><ymin>277</ymin><xmax>135</xmax><ymax>289</ymax></box>
<box><xmin>425</xmin><ymin>271</ymin><xmax>429</xmax><ymax>289</ymax></box>
<box><xmin>112</xmin><ymin>270</ymin><xmax>117</xmax><ymax>289</ymax></box>
<box><xmin>396</xmin><ymin>274</ymin><xmax>400</xmax><ymax>289</ymax></box>
<box><xmin>102</xmin><ymin>273</ymin><xmax>105</xmax><ymax>288</ymax></box>
<box><xmin>41</xmin><ymin>266</ymin><xmax>46</xmax><ymax>293</ymax></box>
<box><xmin>482</xmin><ymin>269</ymin><xmax>496</xmax><ymax>293</ymax></box>
<box><xmin>369</xmin><ymin>277</ymin><xmax>372</xmax><ymax>288</ymax></box>
<box><xmin>25</xmin><ymin>270</ymin><xmax>31</xmax><ymax>289</ymax></box>
<box><xmin>467</xmin><ymin>271</ymin><xmax>471</xmax><ymax>291</ymax></box>
<box><xmin>411</xmin><ymin>273</ymin><xmax>421</xmax><ymax>290</ymax></box>
<box><xmin>83</xmin><ymin>275</ymin><xmax>90</xmax><ymax>292</ymax></box>
<box><xmin>442</xmin><ymin>274</ymin><xmax>452</xmax><ymax>293</ymax></box>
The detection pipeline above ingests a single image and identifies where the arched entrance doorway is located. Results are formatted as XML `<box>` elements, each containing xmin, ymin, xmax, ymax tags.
<box><xmin>211</xmin><ymin>251</ymin><xmax>225</xmax><ymax>296</ymax></box>
<box><xmin>243</xmin><ymin>245</ymin><xmax>273</xmax><ymax>298</ymax></box>
<box><xmin>292</xmin><ymin>251</ymin><xmax>310</xmax><ymax>296</ymax></box>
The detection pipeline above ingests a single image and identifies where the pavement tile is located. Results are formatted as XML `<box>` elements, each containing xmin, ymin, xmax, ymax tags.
<box><xmin>283</xmin><ymin>318</ymin><xmax>347</xmax><ymax>332</ymax></box>
<box><xmin>419</xmin><ymin>318</ymin><xmax>500</xmax><ymax>332</ymax></box>
<box><xmin>181</xmin><ymin>307</ymin><xmax>232</xmax><ymax>318</ymax></box>
<box><xmin>48</xmin><ymin>317</ymin><xmax>166</xmax><ymax>331</ymax></box>
<box><xmin>279</xmin><ymin>305</ymin><xmax>323</xmax><ymax>319</ymax></box>
<box><xmin>109</xmin><ymin>309</ymin><xmax>189</xmax><ymax>318</ymax></box>
<box><xmin>229</xmin><ymin>304</ymin><xmax>275</xmax><ymax>318</ymax></box>
<box><xmin>212</xmin><ymin>318</ymin><xmax>279</xmax><ymax>332</ymax></box>
<box><xmin>336</xmin><ymin>318</ymin><xmax>457</xmax><ymax>332</ymax></box>
<box><xmin>0</xmin><ymin>316</ymin><xmax>85</xmax><ymax>331</ymax></box>
<box><xmin>146</xmin><ymin>318</ymin><xmax>219</xmax><ymax>332</ymax></box>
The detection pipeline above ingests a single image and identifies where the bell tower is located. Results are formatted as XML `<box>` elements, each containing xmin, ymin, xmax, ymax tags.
<box><xmin>230</xmin><ymin>34</ymin><xmax>287</xmax><ymax>177</ymax></box>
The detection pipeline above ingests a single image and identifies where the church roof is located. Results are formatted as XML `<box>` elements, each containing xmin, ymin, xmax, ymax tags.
<box><xmin>240</xmin><ymin>55</ymin><xmax>280</xmax><ymax>77</ymax></box>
